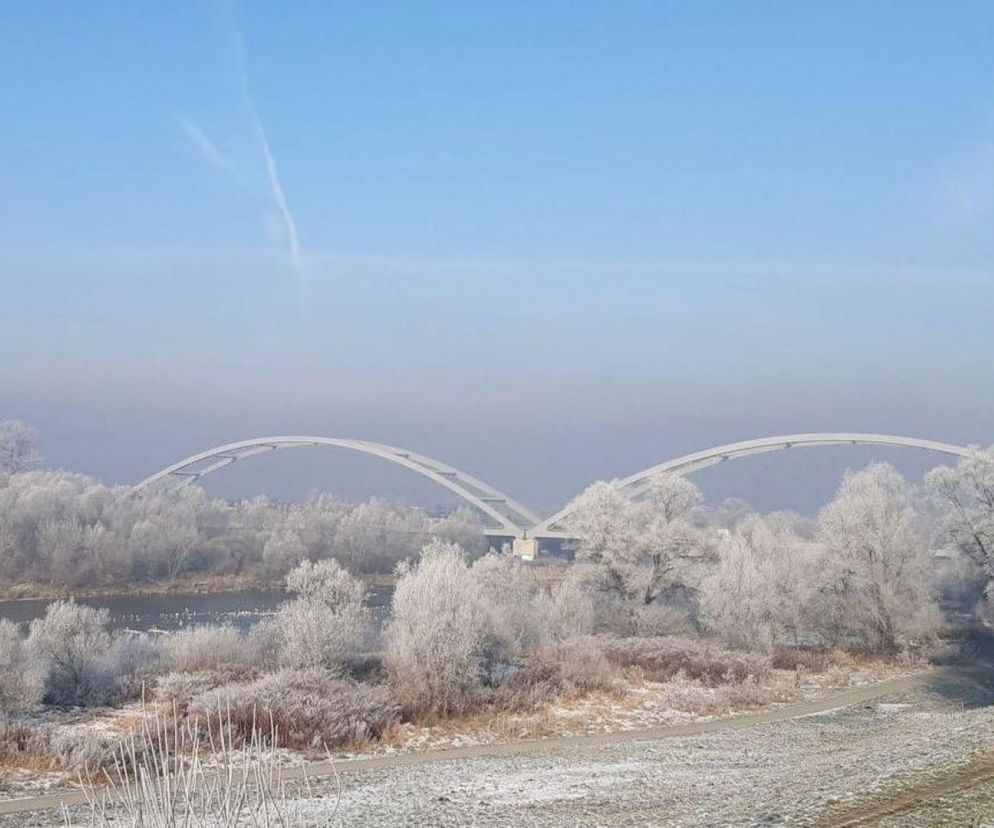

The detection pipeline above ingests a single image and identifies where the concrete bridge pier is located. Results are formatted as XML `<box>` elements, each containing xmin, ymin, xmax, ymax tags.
<box><xmin>512</xmin><ymin>537</ymin><xmax>539</xmax><ymax>561</ymax></box>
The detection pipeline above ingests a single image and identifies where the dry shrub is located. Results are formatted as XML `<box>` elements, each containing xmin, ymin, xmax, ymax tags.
<box><xmin>629</xmin><ymin>604</ymin><xmax>695</xmax><ymax>637</ymax></box>
<box><xmin>770</xmin><ymin>646</ymin><xmax>828</xmax><ymax>673</ymax></box>
<box><xmin>493</xmin><ymin>638</ymin><xmax>614</xmax><ymax>712</ymax></box>
<box><xmin>111</xmin><ymin>634</ymin><xmax>163</xmax><ymax>701</ymax></box>
<box><xmin>154</xmin><ymin>670</ymin><xmax>232</xmax><ymax>711</ymax></box>
<box><xmin>657</xmin><ymin>677</ymin><xmax>780</xmax><ymax>717</ymax></box>
<box><xmin>186</xmin><ymin>669</ymin><xmax>400</xmax><ymax>751</ymax></box>
<box><xmin>44</xmin><ymin>726</ymin><xmax>121</xmax><ymax>774</ymax></box>
<box><xmin>596</xmin><ymin>601</ymin><xmax>695</xmax><ymax>637</ymax></box>
<box><xmin>161</xmin><ymin>625</ymin><xmax>256</xmax><ymax>674</ymax></box>
<box><xmin>344</xmin><ymin>652</ymin><xmax>387</xmax><ymax>684</ymax></box>
<box><xmin>0</xmin><ymin>721</ymin><xmax>122</xmax><ymax>775</ymax></box>
<box><xmin>0</xmin><ymin>723</ymin><xmax>58</xmax><ymax>772</ymax></box>
<box><xmin>827</xmin><ymin>647</ymin><xmax>859</xmax><ymax>668</ymax></box>
<box><xmin>0</xmin><ymin>619</ymin><xmax>44</xmax><ymax>714</ymax></box>
<box><xmin>602</xmin><ymin>636</ymin><xmax>769</xmax><ymax>686</ymax></box>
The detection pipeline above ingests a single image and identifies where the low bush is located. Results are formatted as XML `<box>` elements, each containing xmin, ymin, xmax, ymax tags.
<box><xmin>493</xmin><ymin>637</ymin><xmax>614</xmax><ymax>711</ymax></box>
<box><xmin>0</xmin><ymin>620</ymin><xmax>43</xmax><ymax>714</ymax></box>
<box><xmin>654</xmin><ymin>675</ymin><xmax>779</xmax><ymax>717</ymax></box>
<box><xmin>0</xmin><ymin>722</ymin><xmax>58</xmax><ymax>772</ymax></box>
<box><xmin>161</xmin><ymin>625</ymin><xmax>255</xmax><ymax>674</ymax></box>
<box><xmin>186</xmin><ymin>668</ymin><xmax>400</xmax><ymax>751</ymax></box>
<box><xmin>597</xmin><ymin>602</ymin><xmax>695</xmax><ymax>638</ymax></box>
<box><xmin>154</xmin><ymin>670</ymin><xmax>231</xmax><ymax>711</ymax></box>
<box><xmin>0</xmin><ymin>721</ymin><xmax>121</xmax><ymax>775</ymax></box>
<box><xmin>601</xmin><ymin>636</ymin><xmax>769</xmax><ymax>686</ymax></box>
<box><xmin>276</xmin><ymin>559</ymin><xmax>370</xmax><ymax>672</ymax></box>
<box><xmin>246</xmin><ymin>618</ymin><xmax>281</xmax><ymax>665</ymax></box>
<box><xmin>109</xmin><ymin>634</ymin><xmax>163</xmax><ymax>702</ymax></box>
<box><xmin>343</xmin><ymin>652</ymin><xmax>387</xmax><ymax>684</ymax></box>
<box><xmin>27</xmin><ymin>600</ymin><xmax>118</xmax><ymax>707</ymax></box>
<box><xmin>770</xmin><ymin>646</ymin><xmax>828</xmax><ymax>673</ymax></box>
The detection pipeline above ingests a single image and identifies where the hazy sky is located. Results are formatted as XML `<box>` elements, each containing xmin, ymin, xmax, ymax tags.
<box><xmin>2</xmin><ymin>2</ymin><xmax>993</xmax><ymax>515</ymax></box>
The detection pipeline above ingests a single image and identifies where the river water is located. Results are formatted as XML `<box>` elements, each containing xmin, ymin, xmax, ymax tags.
<box><xmin>0</xmin><ymin>587</ymin><xmax>394</xmax><ymax>633</ymax></box>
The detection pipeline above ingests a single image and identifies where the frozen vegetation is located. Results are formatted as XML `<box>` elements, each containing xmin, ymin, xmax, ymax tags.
<box><xmin>0</xmin><ymin>421</ymin><xmax>487</xmax><ymax>591</ymax></box>
<box><xmin>0</xmin><ymin>420</ymin><xmax>993</xmax><ymax>822</ymax></box>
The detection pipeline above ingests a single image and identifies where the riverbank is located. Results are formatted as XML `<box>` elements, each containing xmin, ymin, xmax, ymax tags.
<box><xmin>0</xmin><ymin>572</ymin><xmax>398</xmax><ymax>603</ymax></box>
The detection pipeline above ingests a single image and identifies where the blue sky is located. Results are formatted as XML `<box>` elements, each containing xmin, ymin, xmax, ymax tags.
<box><xmin>2</xmin><ymin>2</ymin><xmax>993</xmax><ymax>512</ymax></box>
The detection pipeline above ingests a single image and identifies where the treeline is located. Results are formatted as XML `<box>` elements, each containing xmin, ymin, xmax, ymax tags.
<box><xmin>0</xmin><ymin>473</ymin><xmax>486</xmax><ymax>588</ymax></box>
<box><xmin>567</xmin><ymin>452</ymin><xmax>994</xmax><ymax>653</ymax></box>
<box><xmin>0</xmin><ymin>421</ymin><xmax>486</xmax><ymax>589</ymax></box>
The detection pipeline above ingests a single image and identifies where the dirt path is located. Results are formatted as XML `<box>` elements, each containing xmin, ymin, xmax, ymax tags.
<box><xmin>0</xmin><ymin>673</ymin><xmax>927</xmax><ymax>817</ymax></box>
<box><xmin>817</xmin><ymin>754</ymin><xmax>994</xmax><ymax>826</ymax></box>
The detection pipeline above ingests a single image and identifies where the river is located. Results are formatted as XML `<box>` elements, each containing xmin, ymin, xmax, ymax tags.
<box><xmin>0</xmin><ymin>587</ymin><xmax>394</xmax><ymax>633</ymax></box>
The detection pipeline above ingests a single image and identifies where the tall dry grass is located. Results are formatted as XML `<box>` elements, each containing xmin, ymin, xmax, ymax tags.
<box><xmin>64</xmin><ymin>699</ymin><xmax>340</xmax><ymax>827</ymax></box>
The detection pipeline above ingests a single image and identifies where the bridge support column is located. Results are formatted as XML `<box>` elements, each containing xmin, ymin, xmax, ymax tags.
<box><xmin>512</xmin><ymin>537</ymin><xmax>538</xmax><ymax>561</ymax></box>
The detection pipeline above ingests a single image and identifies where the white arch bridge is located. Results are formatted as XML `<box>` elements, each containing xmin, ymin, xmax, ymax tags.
<box><xmin>135</xmin><ymin>432</ymin><xmax>978</xmax><ymax>556</ymax></box>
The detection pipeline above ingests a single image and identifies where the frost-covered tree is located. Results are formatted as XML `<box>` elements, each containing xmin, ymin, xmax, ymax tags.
<box><xmin>385</xmin><ymin>540</ymin><xmax>487</xmax><ymax>715</ymax></box>
<box><xmin>27</xmin><ymin>600</ymin><xmax>115</xmax><ymax>706</ymax></box>
<box><xmin>699</xmin><ymin>514</ymin><xmax>817</xmax><ymax>651</ymax></box>
<box><xmin>926</xmin><ymin>448</ymin><xmax>994</xmax><ymax>598</ymax></box>
<box><xmin>472</xmin><ymin>552</ymin><xmax>594</xmax><ymax>661</ymax></box>
<box><xmin>430</xmin><ymin>505</ymin><xmax>488</xmax><ymax>556</ymax></box>
<box><xmin>700</xmin><ymin>531</ymin><xmax>773</xmax><ymax>651</ymax></box>
<box><xmin>813</xmin><ymin>463</ymin><xmax>941</xmax><ymax>652</ymax></box>
<box><xmin>0</xmin><ymin>420</ymin><xmax>42</xmax><ymax>476</ymax></box>
<box><xmin>36</xmin><ymin>517</ymin><xmax>85</xmax><ymax>579</ymax></box>
<box><xmin>262</xmin><ymin>529</ymin><xmax>307</xmax><ymax>576</ymax></box>
<box><xmin>276</xmin><ymin>559</ymin><xmax>368</xmax><ymax>671</ymax></box>
<box><xmin>565</xmin><ymin>475</ymin><xmax>712</xmax><ymax>607</ymax></box>
<box><xmin>333</xmin><ymin>498</ymin><xmax>426</xmax><ymax>573</ymax></box>
<box><xmin>0</xmin><ymin>619</ymin><xmax>44</xmax><ymax>713</ymax></box>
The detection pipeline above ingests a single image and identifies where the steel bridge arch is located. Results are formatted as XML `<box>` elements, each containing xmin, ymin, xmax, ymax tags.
<box><xmin>532</xmin><ymin>432</ymin><xmax>977</xmax><ymax>538</ymax></box>
<box><xmin>134</xmin><ymin>436</ymin><xmax>539</xmax><ymax>537</ymax></box>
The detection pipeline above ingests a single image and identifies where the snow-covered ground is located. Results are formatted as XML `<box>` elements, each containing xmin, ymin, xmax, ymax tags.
<box><xmin>283</xmin><ymin>681</ymin><xmax>994</xmax><ymax>826</ymax></box>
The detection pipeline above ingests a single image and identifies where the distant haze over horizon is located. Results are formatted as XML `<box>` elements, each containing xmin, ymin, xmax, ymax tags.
<box><xmin>2</xmin><ymin>3</ymin><xmax>992</xmax><ymax>515</ymax></box>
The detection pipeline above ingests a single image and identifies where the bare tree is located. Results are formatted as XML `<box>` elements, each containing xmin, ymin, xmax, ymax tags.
<box><xmin>431</xmin><ymin>505</ymin><xmax>488</xmax><ymax>555</ymax></box>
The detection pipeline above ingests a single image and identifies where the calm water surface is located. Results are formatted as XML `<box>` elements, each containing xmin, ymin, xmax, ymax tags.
<box><xmin>0</xmin><ymin>587</ymin><xmax>394</xmax><ymax>632</ymax></box>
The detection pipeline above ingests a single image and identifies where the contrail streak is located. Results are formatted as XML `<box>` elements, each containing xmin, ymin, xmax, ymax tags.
<box><xmin>244</xmin><ymin>96</ymin><xmax>304</xmax><ymax>283</ymax></box>
<box><xmin>177</xmin><ymin>116</ymin><xmax>236</xmax><ymax>176</ymax></box>
<box><xmin>231</xmin><ymin>20</ymin><xmax>307</xmax><ymax>292</ymax></box>
<box><xmin>180</xmin><ymin>4</ymin><xmax>308</xmax><ymax>293</ymax></box>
